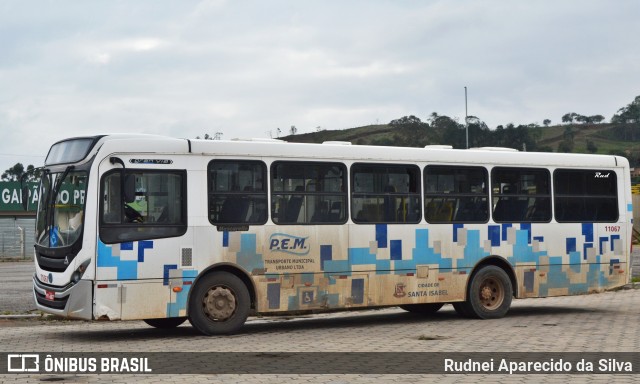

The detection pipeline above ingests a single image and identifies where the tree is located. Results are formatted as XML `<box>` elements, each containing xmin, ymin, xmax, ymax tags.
<box><xmin>389</xmin><ymin>115</ymin><xmax>423</xmax><ymax>126</ymax></box>
<box><xmin>586</xmin><ymin>140</ymin><xmax>598</xmax><ymax>153</ymax></box>
<box><xmin>561</xmin><ymin>113</ymin><xmax>574</xmax><ymax>124</ymax></box>
<box><xmin>1</xmin><ymin>163</ymin><xmax>40</xmax><ymax>182</ymax></box>
<box><xmin>427</xmin><ymin>112</ymin><xmax>439</xmax><ymax>126</ymax></box>
<box><xmin>612</xmin><ymin>95</ymin><xmax>640</xmax><ymax>124</ymax></box>
<box><xmin>557</xmin><ymin>126</ymin><xmax>575</xmax><ymax>153</ymax></box>
<box><xmin>543</xmin><ymin>119</ymin><xmax>551</xmax><ymax>127</ymax></box>
<box><xmin>575</xmin><ymin>114</ymin><xmax>589</xmax><ymax>124</ymax></box>
<box><xmin>465</xmin><ymin>115</ymin><xmax>482</xmax><ymax>126</ymax></box>
<box><xmin>563</xmin><ymin>126</ymin><xmax>575</xmax><ymax>140</ymax></box>
<box><xmin>590</xmin><ymin>115</ymin><xmax>605</xmax><ymax>124</ymax></box>
<box><xmin>557</xmin><ymin>140</ymin><xmax>574</xmax><ymax>153</ymax></box>
<box><xmin>431</xmin><ymin>115</ymin><xmax>459</xmax><ymax>130</ymax></box>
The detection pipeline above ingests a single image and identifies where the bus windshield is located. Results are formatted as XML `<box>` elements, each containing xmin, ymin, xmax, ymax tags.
<box><xmin>36</xmin><ymin>168</ymin><xmax>88</xmax><ymax>248</ymax></box>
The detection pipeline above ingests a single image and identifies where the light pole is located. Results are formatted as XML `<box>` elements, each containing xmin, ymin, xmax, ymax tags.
<box><xmin>464</xmin><ymin>86</ymin><xmax>469</xmax><ymax>149</ymax></box>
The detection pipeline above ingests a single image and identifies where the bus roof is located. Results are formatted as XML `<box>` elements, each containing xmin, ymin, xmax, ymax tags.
<box><xmin>88</xmin><ymin>134</ymin><xmax>627</xmax><ymax>169</ymax></box>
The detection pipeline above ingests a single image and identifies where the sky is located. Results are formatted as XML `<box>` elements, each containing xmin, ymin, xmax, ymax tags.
<box><xmin>1</xmin><ymin>0</ymin><xmax>640</xmax><ymax>174</ymax></box>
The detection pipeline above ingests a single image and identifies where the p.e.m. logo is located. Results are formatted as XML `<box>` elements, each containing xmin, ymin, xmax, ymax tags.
<box><xmin>269</xmin><ymin>233</ymin><xmax>310</xmax><ymax>255</ymax></box>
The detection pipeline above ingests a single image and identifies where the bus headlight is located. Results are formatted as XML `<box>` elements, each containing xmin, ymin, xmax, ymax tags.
<box><xmin>71</xmin><ymin>259</ymin><xmax>91</xmax><ymax>284</ymax></box>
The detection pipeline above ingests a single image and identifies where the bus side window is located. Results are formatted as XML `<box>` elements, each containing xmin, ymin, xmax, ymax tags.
<box><xmin>351</xmin><ymin>163</ymin><xmax>421</xmax><ymax>224</ymax></box>
<box><xmin>271</xmin><ymin>162</ymin><xmax>347</xmax><ymax>225</ymax></box>
<box><xmin>208</xmin><ymin>160</ymin><xmax>268</xmax><ymax>225</ymax></box>
<box><xmin>491</xmin><ymin>167</ymin><xmax>551</xmax><ymax>223</ymax></box>
<box><xmin>425</xmin><ymin>165</ymin><xmax>488</xmax><ymax>224</ymax></box>
<box><xmin>554</xmin><ymin>169</ymin><xmax>618</xmax><ymax>222</ymax></box>
<box><xmin>99</xmin><ymin>169</ymin><xmax>187</xmax><ymax>244</ymax></box>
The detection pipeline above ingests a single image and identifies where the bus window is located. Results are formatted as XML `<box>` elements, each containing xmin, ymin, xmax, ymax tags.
<box><xmin>99</xmin><ymin>170</ymin><xmax>187</xmax><ymax>243</ymax></box>
<box><xmin>425</xmin><ymin>166</ymin><xmax>488</xmax><ymax>223</ymax></box>
<box><xmin>351</xmin><ymin>163</ymin><xmax>421</xmax><ymax>224</ymax></box>
<box><xmin>491</xmin><ymin>167</ymin><xmax>551</xmax><ymax>223</ymax></box>
<box><xmin>554</xmin><ymin>169</ymin><xmax>618</xmax><ymax>222</ymax></box>
<box><xmin>208</xmin><ymin>160</ymin><xmax>267</xmax><ymax>225</ymax></box>
<box><xmin>271</xmin><ymin>162</ymin><xmax>347</xmax><ymax>225</ymax></box>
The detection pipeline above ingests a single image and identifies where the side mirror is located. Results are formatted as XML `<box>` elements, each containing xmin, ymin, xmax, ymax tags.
<box><xmin>124</xmin><ymin>174</ymin><xmax>136</xmax><ymax>203</ymax></box>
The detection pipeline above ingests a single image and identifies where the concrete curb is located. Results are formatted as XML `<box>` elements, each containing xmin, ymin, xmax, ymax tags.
<box><xmin>0</xmin><ymin>314</ymin><xmax>41</xmax><ymax>319</ymax></box>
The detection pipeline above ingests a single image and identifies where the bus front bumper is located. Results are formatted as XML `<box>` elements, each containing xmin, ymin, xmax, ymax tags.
<box><xmin>33</xmin><ymin>274</ymin><xmax>93</xmax><ymax>320</ymax></box>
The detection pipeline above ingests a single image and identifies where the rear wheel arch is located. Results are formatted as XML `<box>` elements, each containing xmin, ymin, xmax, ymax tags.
<box><xmin>466</xmin><ymin>256</ymin><xmax>517</xmax><ymax>299</ymax></box>
<box><xmin>454</xmin><ymin>256</ymin><xmax>516</xmax><ymax>319</ymax></box>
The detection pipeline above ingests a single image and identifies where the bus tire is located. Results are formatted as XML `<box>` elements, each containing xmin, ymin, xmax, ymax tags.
<box><xmin>399</xmin><ymin>303</ymin><xmax>444</xmax><ymax>314</ymax></box>
<box><xmin>452</xmin><ymin>302</ymin><xmax>473</xmax><ymax>318</ymax></box>
<box><xmin>143</xmin><ymin>317</ymin><xmax>187</xmax><ymax>329</ymax></box>
<box><xmin>461</xmin><ymin>265</ymin><xmax>512</xmax><ymax>319</ymax></box>
<box><xmin>188</xmin><ymin>271</ymin><xmax>250</xmax><ymax>335</ymax></box>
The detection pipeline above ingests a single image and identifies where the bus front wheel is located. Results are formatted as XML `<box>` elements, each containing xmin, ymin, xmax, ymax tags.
<box><xmin>188</xmin><ymin>271</ymin><xmax>250</xmax><ymax>335</ymax></box>
<box><xmin>459</xmin><ymin>265</ymin><xmax>512</xmax><ymax>319</ymax></box>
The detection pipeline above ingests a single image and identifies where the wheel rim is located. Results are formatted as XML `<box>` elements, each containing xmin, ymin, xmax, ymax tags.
<box><xmin>477</xmin><ymin>276</ymin><xmax>504</xmax><ymax>310</ymax></box>
<box><xmin>203</xmin><ymin>286</ymin><xmax>237</xmax><ymax>322</ymax></box>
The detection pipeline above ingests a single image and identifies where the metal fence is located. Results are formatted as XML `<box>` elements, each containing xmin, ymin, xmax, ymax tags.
<box><xmin>0</xmin><ymin>217</ymin><xmax>35</xmax><ymax>259</ymax></box>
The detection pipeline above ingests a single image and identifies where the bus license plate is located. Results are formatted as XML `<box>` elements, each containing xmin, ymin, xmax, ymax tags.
<box><xmin>45</xmin><ymin>291</ymin><xmax>55</xmax><ymax>301</ymax></box>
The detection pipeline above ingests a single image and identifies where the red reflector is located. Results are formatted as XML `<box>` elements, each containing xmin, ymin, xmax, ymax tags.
<box><xmin>339</xmin><ymin>275</ymin><xmax>348</xmax><ymax>279</ymax></box>
<box><xmin>438</xmin><ymin>276</ymin><xmax>445</xmax><ymax>281</ymax></box>
<box><xmin>183</xmin><ymin>281</ymin><xmax>193</xmax><ymax>285</ymax></box>
<box><xmin>406</xmin><ymin>273</ymin><xmax>414</xmax><ymax>276</ymax></box>
<box><xmin>267</xmin><ymin>278</ymin><xmax>277</xmax><ymax>282</ymax></box>
<box><xmin>97</xmin><ymin>284</ymin><xmax>108</xmax><ymax>289</ymax></box>
<box><xmin>45</xmin><ymin>291</ymin><xmax>55</xmax><ymax>301</ymax></box>
<box><xmin>459</xmin><ymin>271</ymin><xmax>467</xmax><ymax>275</ymax></box>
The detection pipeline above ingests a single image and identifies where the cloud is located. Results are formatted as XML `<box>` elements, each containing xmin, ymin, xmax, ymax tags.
<box><xmin>1</xmin><ymin>0</ymin><xmax>640</xmax><ymax>173</ymax></box>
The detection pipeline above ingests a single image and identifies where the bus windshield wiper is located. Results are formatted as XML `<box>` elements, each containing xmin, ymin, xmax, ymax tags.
<box><xmin>48</xmin><ymin>166</ymin><xmax>74</xmax><ymax>246</ymax></box>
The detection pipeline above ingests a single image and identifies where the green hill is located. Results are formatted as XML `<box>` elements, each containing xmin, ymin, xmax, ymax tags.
<box><xmin>283</xmin><ymin>121</ymin><xmax>640</xmax><ymax>166</ymax></box>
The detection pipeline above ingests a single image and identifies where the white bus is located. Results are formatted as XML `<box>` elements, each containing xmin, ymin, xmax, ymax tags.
<box><xmin>30</xmin><ymin>134</ymin><xmax>631</xmax><ymax>334</ymax></box>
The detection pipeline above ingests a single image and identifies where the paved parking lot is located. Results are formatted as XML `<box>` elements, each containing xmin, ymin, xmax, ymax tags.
<box><xmin>1</xmin><ymin>261</ymin><xmax>639</xmax><ymax>383</ymax></box>
<box><xmin>0</xmin><ymin>262</ymin><xmax>36</xmax><ymax>314</ymax></box>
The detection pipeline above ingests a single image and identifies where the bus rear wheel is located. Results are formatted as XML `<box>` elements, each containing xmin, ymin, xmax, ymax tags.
<box><xmin>143</xmin><ymin>317</ymin><xmax>187</xmax><ymax>329</ymax></box>
<box><xmin>459</xmin><ymin>265</ymin><xmax>512</xmax><ymax>319</ymax></box>
<box><xmin>399</xmin><ymin>303</ymin><xmax>444</xmax><ymax>314</ymax></box>
<box><xmin>188</xmin><ymin>271</ymin><xmax>250</xmax><ymax>335</ymax></box>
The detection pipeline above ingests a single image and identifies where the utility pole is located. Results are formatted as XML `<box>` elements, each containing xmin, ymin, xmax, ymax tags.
<box><xmin>465</xmin><ymin>86</ymin><xmax>469</xmax><ymax>149</ymax></box>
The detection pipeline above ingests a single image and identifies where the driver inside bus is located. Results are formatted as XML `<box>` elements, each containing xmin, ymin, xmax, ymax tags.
<box><xmin>68</xmin><ymin>210</ymin><xmax>83</xmax><ymax>231</ymax></box>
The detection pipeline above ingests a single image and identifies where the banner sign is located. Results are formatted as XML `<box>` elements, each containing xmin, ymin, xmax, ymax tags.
<box><xmin>0</xmin><ymin>182</ymin><xmax>38</xmax><ymax>212</ymax></box>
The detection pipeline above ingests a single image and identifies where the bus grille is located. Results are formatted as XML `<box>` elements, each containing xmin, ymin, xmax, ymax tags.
<box><xmin>34</xmin><ymin>288</ymin><xmax>68</xmax><ymax>310</ymax></box>
<box><xmin>181</xmin><ymin>248</ymin><xmax>193</xmax><ymax>267</ymax></box>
